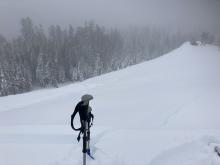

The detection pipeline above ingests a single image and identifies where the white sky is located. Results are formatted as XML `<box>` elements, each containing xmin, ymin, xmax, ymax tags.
<box><xmin>0</xmin><ymin>0</ymin><xmax>219</xmax><ymax>38</ymax></box>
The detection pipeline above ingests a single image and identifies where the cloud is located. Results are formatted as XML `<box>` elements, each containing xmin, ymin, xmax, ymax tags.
<box><xmin>0</xmin><ymin>0</ymin><xmax>219</xmax><ymax>38</ymax></box>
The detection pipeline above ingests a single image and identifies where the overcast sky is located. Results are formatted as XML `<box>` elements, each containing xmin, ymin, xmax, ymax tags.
<box><xmin>0</xmin><ymin>0</ymin><xmax>220</xmax><ymax>38</ymax></box>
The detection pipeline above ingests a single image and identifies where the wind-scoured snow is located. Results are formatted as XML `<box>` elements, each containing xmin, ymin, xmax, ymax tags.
<box><xmin>0</xmin><ymin>42</ymin><xmax>220</xmax><ymax>165</ymax></box>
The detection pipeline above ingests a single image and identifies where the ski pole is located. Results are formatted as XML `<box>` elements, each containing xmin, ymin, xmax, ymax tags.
<box><xmin>71</xmin><ymin>94</ymin><xmax>94</xmax><ymax>165</ymax></box>
<box><xmin>82</xmin><ymin>121</ymin><xmax>87</xmax><ymax>165</ymax></box>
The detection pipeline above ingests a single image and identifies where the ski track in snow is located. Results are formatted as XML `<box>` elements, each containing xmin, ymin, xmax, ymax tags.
<box><xmin>149</xmin><ymin>136</ymin><xmax>220</xmax><ymax>165</ymax></box>
<box><xmin>49</xmin><ymin>129</ymin><xmax>128</xmax><ymax>165</ymax></box>
<box><xmin>161</xmin><ymin>95</ymin><xmax>201</xmax><ymax>127</ymax></box>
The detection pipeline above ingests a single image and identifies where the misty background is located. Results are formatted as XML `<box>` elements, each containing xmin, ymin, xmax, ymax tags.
<box><xmin>0</xmin><ymin>0</ymin><xmax>220</xmax><ymax>38</ymax></box>
<box><xmin>0</xmin><ymin>0</ymin><xmax>220</xmax><ymax>96</ymax></box>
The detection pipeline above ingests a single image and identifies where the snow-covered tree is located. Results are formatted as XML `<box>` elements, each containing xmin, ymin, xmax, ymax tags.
<box><xmin>0</xmin><ymin>17</ymin><xmax>202</xmax><ymax>96</ymax></box>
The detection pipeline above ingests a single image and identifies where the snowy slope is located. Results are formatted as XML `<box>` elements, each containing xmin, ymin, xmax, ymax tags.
<box><xmin>0</xmin><ymin>42</ymin><xmax>220</xmax><ymax>165</ymax></box>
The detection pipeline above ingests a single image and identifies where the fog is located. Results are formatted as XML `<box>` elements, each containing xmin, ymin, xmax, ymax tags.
<box><xmin>0</xmin><ymin>0</ymin><xmax>220</xmax><ymax>38</ymax></box>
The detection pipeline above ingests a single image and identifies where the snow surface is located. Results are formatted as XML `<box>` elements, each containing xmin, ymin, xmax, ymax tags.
<box><xmin>0</xmin><ymin>42</ymin><xmax>220</xmax><ymax>165</ymax></box>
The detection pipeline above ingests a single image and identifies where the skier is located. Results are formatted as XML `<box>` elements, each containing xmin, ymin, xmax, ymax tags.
<box><xmin>71</xmin><ymin>94</ymin><xmax>94</xmax><ymax>163</ymax></box>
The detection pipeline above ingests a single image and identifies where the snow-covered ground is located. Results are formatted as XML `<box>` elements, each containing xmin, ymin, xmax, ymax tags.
<box><xmin>0</xmin><ymin>42</ymin><xmax>220</xmax><ymax>165</ymax></box>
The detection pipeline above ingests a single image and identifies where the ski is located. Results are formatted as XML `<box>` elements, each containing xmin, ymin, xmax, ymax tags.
<box><xmin>87</xmin><ymin>149</ymin><xmax>95</xmax><ymax>160</ymax></box>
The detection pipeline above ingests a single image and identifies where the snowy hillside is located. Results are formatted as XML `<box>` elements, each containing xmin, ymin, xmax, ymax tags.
<box><xmin>0</xmin><ymin>42</ymin><xmax>220</xmax><ymax>165</ymax></box>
